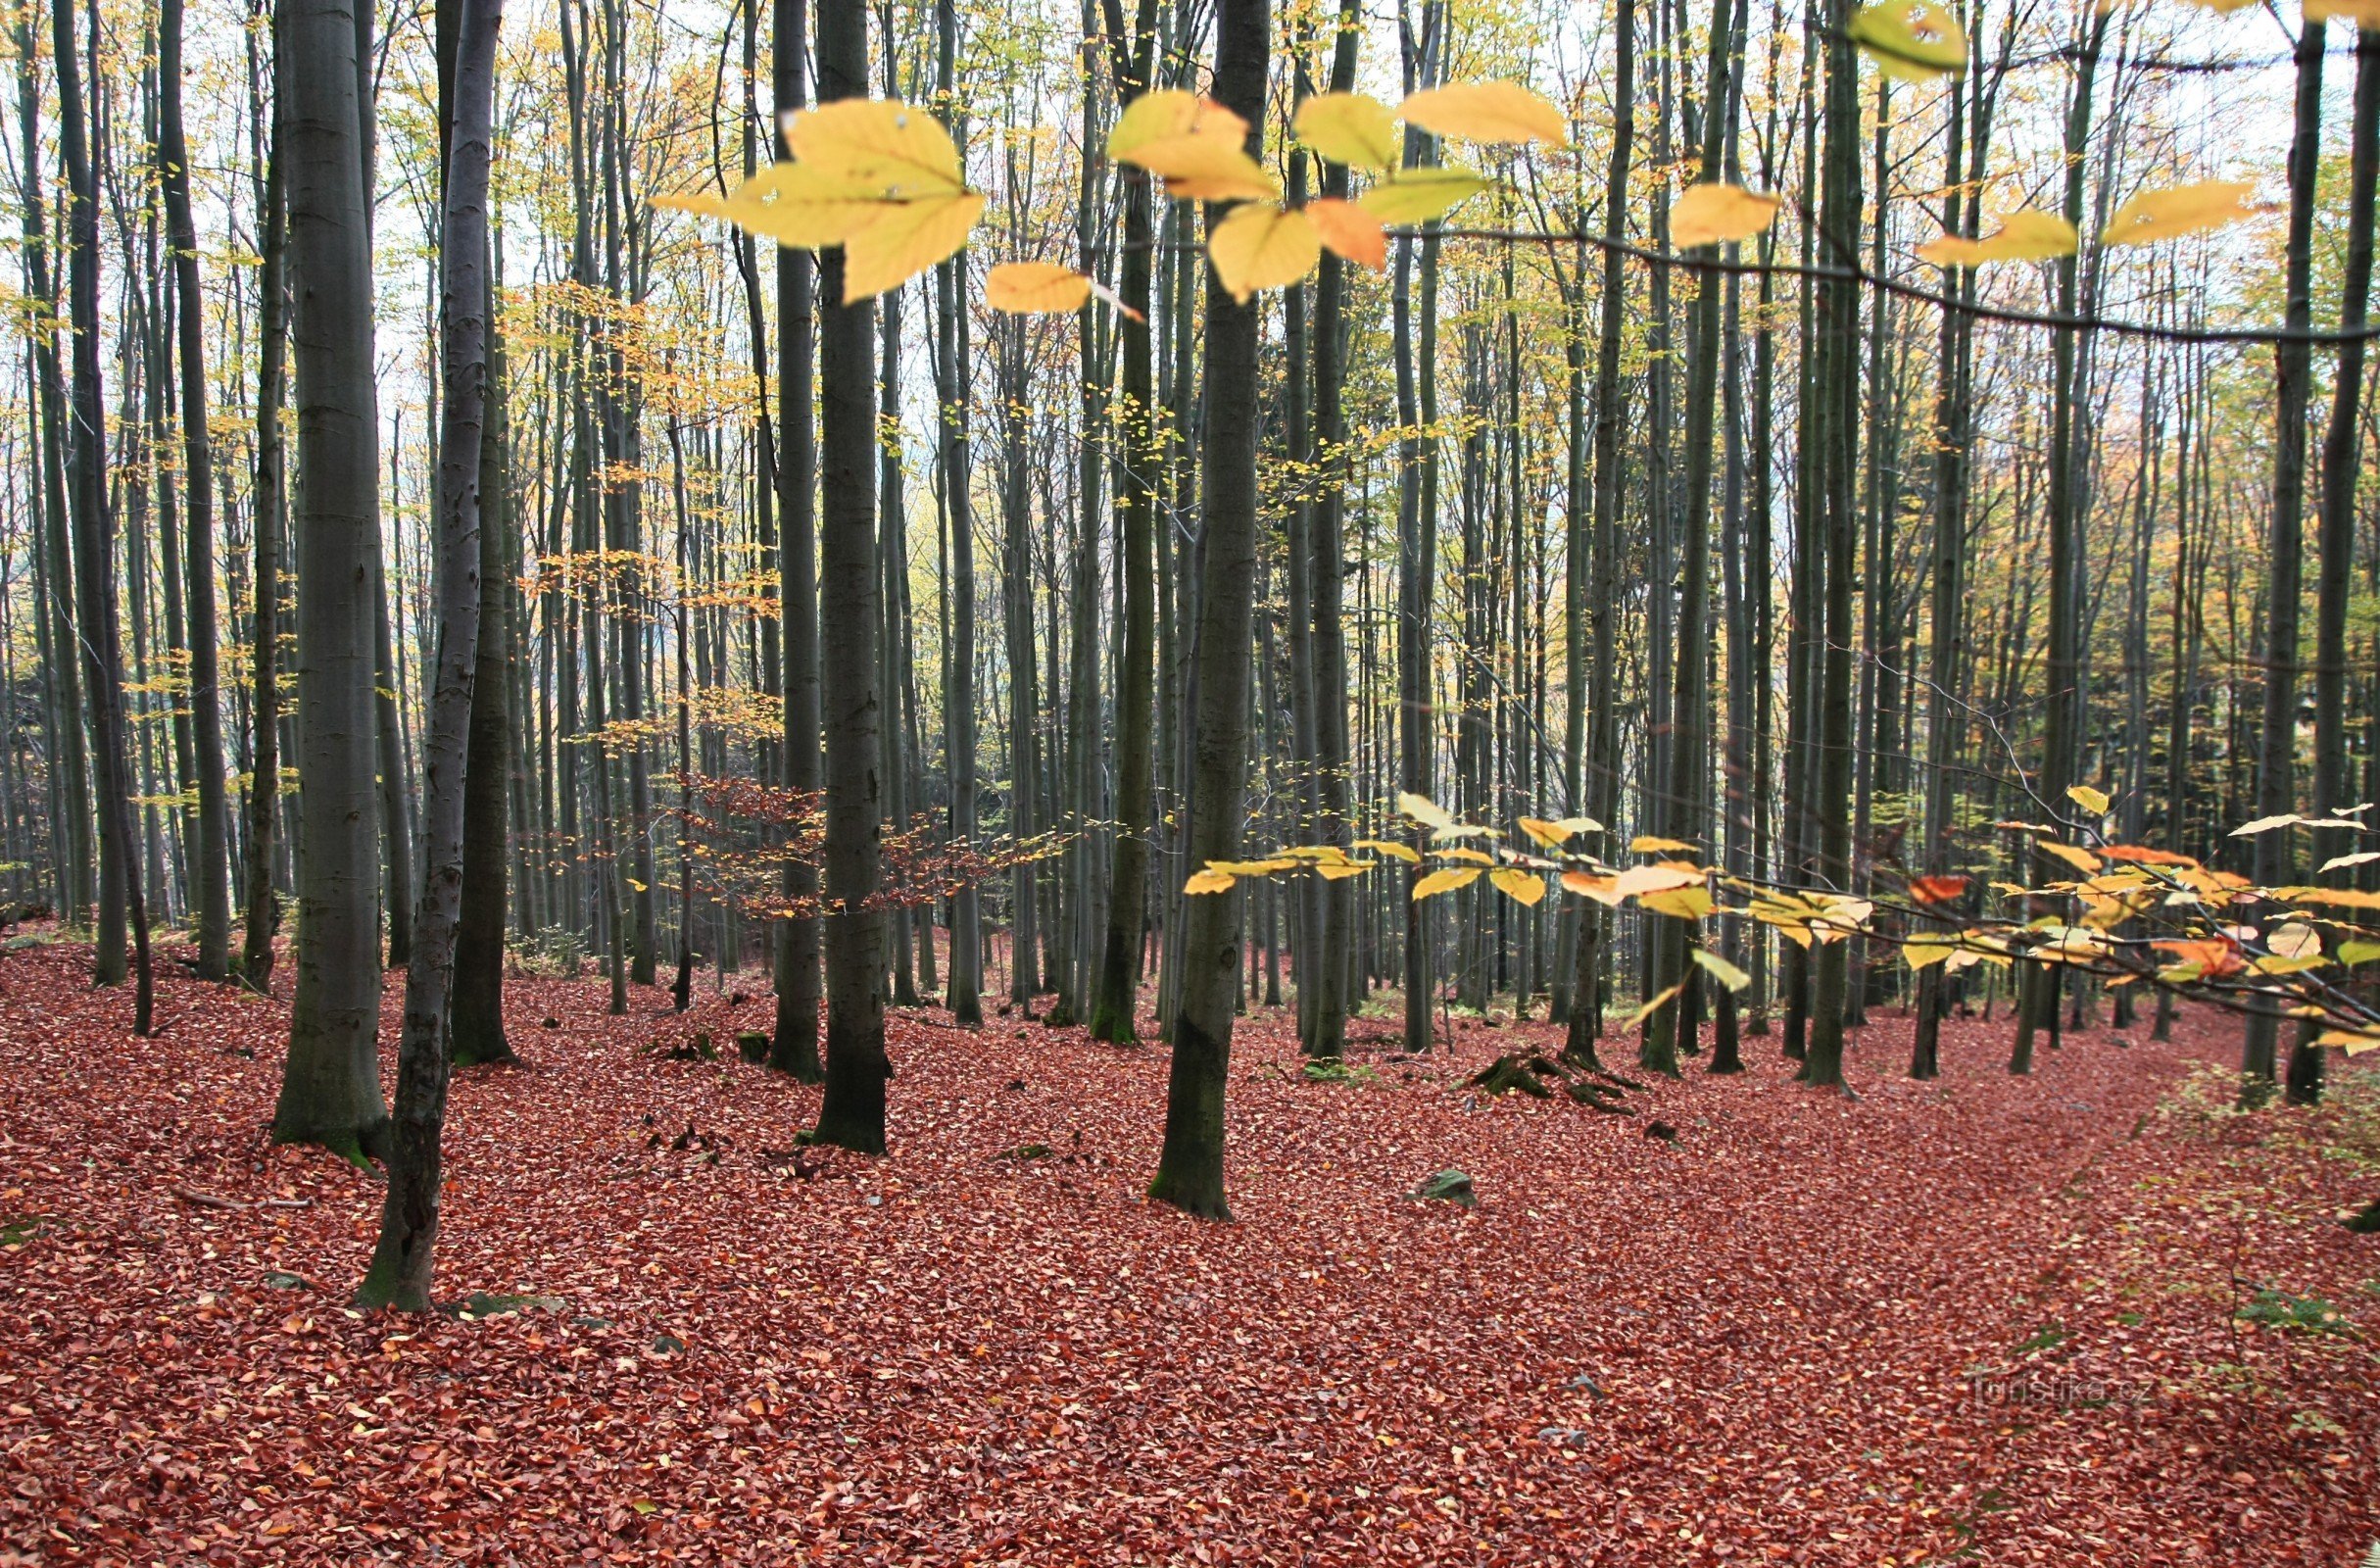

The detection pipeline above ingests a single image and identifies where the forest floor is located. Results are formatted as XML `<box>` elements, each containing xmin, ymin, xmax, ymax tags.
<box><xmin>3</xmin><ymin>933</ymin><xmax>2378</xmax><ymax>1566</ymax></box>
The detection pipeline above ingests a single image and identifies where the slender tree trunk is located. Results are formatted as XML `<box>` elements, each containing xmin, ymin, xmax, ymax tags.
<box><xmin>807</xmin><ymin>0</ymin><xmax>889</xmax><ymax>1153</ymax></box>
<box><xmin>14</xmin><ymin>8</ymin><xmax>93</xmax><ymax>933</ymax></box>
<box><xmin>1090</xmin><ymin>0</ymin><xmax>1159</xmax><ymax>1045</ymax></box>
<box><xmin>771</xmin><ymin>0</ymin><xmax>825</xmax><ymax>1078</ymax></box>
<box><xmin>1563</xmin><ymin>0</ymin><xmax>1630</xmax><ymax>1072</ymax></box>
<box><xmin>1149</xmin><ymin>0</ymin><xmax>1266</xmax><ymax>1220</ymax></box>
<box><xmin>159</xmin><ymin>0</ymin><xmax>232</xmax><ymax>980</ymax></box>
<box><xmin>357</xmin><ymin>0</ymin><xmax>499</xmax><ymax>1309</ymax></box>
<box><xmin>242</xmin><ymin>86</ymin><xmax>288</xmax><ymax>988</ymax></box>
<box><xmin>451</xmin><ymin>223</ymin><xmax>514</xmax><ymax>1064</ymax></box>
<box><xmin>2292</xmin><ymin>27</ymin><xmax>2379</xmax><ymax>1104</ymax></box>
<box><xmin>55</xmin><ymin>0</ymin><xmax>151</xmax><ymax>1030</ymax></box>
<box><xmin>2243</xmin><ymin>21</ymin><xmax>2323</xmax><ymax>1102</ymax></box>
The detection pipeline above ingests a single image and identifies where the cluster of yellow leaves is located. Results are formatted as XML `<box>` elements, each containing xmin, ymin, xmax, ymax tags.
<box><xmin>654</xmin><ymin>101</ymin><xmax>982</xmax><ymax>303</ymax></box>
<box><xmin>1107</xmin><ymin>83</ymin><xmax>1562</xmax><ymax>304</ymax></box>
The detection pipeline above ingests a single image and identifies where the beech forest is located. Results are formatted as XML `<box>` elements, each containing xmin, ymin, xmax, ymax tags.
<box><xmin>4</xmin><ymin>0</ymin><xmax>2380</xmax><ymax>1558</ymax></box>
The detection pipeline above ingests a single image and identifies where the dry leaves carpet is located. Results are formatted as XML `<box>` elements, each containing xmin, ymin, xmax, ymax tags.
<box><xmin>2</xmin><ymin>934</ymin><xmax>2375</xmax><ymax>1564</ymax></box>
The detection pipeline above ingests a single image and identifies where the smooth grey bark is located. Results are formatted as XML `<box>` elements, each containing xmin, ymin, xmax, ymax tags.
<box><xmin>807</xmin><ymin>0</ymin><xmax>889</xmax><ymax>1153</ymax></box>
<box><xmin>1090</xmin><ymin>0</ymin><xmax>1157</xmax><ymax>1046</ymax></box>
<box><xmin>12</xmin><ymin>7</ymin><xmax>93</xmax><ymax>933</ymax></box>
<box><xmin>2292</xmin><ymin>27</ymin><xmax>2379</xmax><ymax>1105</ymax></box>
<box><xmin>356</xmin><ymin>0</ymin><xmax>500</xmax><ymax>1310</ymax></box>
<box><xmin>1148</xmin><ymin>0</ymin><xmax>1267</xmax><ymax>1221</ymax></box>
<box><xmin>352</xmin><ymin>0</ymin><xmax>497</xmax><ymax>1313</ymax></box>
<box><xmin>243</xmin><ymin>67</ymin><xmax>288</xmax><ymax>989</ymax></box>
<box><xmin>771</xmin><ymin>0</ymin><xmax>825</xmax><ymax>1079</ymax></box>
<box><xmin>1562</xmin><ymin>0</ymin><xmax>1629</xmax><ymax>1073</ymax></box>
<box><xmin>273</xmin><ymin>0</ymin><xmax>387</xmax><ymax>1156</ymax></box>
<box><xmin>2242</xmin><ymin>20</ymin><xmax>2322</xmax><ymax>1101</ymax></box>
<box><xmin>57</xmin><ymin>0</ymin><xmax>152</xmax><ymax>1031</ymax></box>
<box><xmin>159</xmin><ymin>0</ymin><xmax>232</xmax><ymax>981</ymax></box>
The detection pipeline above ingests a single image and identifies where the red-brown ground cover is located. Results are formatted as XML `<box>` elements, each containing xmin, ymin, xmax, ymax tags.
<box><xmin>2</xmin><ymin>933</ymin><xmax>2375</xmax><ymax>1565</ymax></box>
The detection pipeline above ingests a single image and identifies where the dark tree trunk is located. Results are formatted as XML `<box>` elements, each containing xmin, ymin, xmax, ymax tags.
<box><xmin>357</xmin><ymin>0</ymin><xmax>499</xmax><ymax>1309</ymax></box>
<box><xmin>54</xmin><ymin>0</ymin><xmax>151</xmax><ymax>1032</ymax></box>
<box><xmin>1148</xmin><ymin>0</ymin><xmax>1267</xmax><ymax>1221</ymax></box>
<box><xmin>806</xmin><ymin>0</ymin><xmax>890</xmax><ymax>1153</ymax></box>
<box><xmin>272</xmin><ymin>0</ymin><xmax>387</xmax><ymax>1156</ymax></box>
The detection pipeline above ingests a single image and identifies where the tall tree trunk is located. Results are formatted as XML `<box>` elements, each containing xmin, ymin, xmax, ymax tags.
<box><xmin>1563</xmin><ymin>0</ymin><xmax>1629</xmax><ymax>1072</ymax></box>
<box><xmin>1301</xmin><ymin>0</ymin><xmax>1360</xmax><ymax>1059</ymax></box>
<box><xmin>54</xmin><ymin>0</ymin><xmax>151</xmax><ymax>1030</ymax></box>
<box><xmin>241</xmin><ymin>54</ymin><xmax>288</xmax><ymax>989</ymax></box>
<box><xmin>357</xmin><ymin>0</ymin><xmax>500</xmax><ymax>1308</ymax></box>
<box><xmin>1798</xmin><ymin>0</ymin><xmax>1864</xmax><ymax>1090</ymax></box>
<box><xmin>273</xmin><ymin>0</ymin><xmax>385</xmax><ymax>1151</ymax></box>
<box><xmin>159</xmin><ymin>0</ymin><xmax>231</xmax><ymax>980</ymax></box>
<box><xmin>451</xmin><ymin>216</ymin><xmax>514</xmax><ymax>1064</ymax></box>
<box><xmin>2242</xmin><ymin>20</ymin><xmax>2322</xmax><ymax>1102</ymax></box>
<box><xmin>1646</xmin><ymin>0</ymin><xmax>1735</xmax><ymax>1076</ymax></box>
<box><xmin>1090</xmin><ymin>0</ymin><xmax>1158</xmax><ymax>1045</ymax></box>
<box><xmin>771</xmin><ymin>0</ymin><xmax>825</xmax><ymax>1078</ymax></box>
<box><xmin>2292</xmin><ymin>27</ymin><xmax>2379</xmax><ymax>1104</ymax></box>
<box><xmin>2012</xmin><ymin>8</ymin><xmax>2109</xmax><ymax>1074</ymax></box>
<box><xmin>13</xmin><ymin>6</ymin><xmax>93</xmax><ymax>933</ymax></box>
<box><xmin>807</xmin><ymin>0</ymin><xmax>889</xmax><ymax>1153</ymax></box>
<box><xmin>1148</xmin><ymin>0</ymin><xmax>1267</xmax><ymax>1219</ymax></box>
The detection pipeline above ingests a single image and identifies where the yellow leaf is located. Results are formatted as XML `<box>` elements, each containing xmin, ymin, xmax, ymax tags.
<box><xmin>1356</xmin><ymin>168</ymin><xmax>1492</xmax><ymax>224</ymax></box>
<box><xmin>843</xmin><ymin>192</ymin><xmax>985</xmax><ymax>302</ymax></box>
<box><xmin>1293</xmin><ymin>91</ymin><xmax>1399</xmax><ymax>171</ymax></box>
<box><xmin>1623</xmin><ymin>983</ymin><xmax>1685</xmax><ymax>1030</ymax></box>
<box><xmin>1555</xmin><ymin>815</ymin><xmax>1604</xmax><ymax>836</ymax></box>
<box><xmin>1691</xmin><ymin>949</ymin><xmax>1751</xmax><ymax>991</ymax></box>
<box><xmin>1630</xmin><ymin>835</ymin><xmax>1699</xmax><ymax>855</ymax></box>
<box><xmin>1561</xmin><ymin>870</ymin><xmax>1626</xmax><ymax>906</ymax></box>
<box><xmin>1107</xmin><ymin>89</ymin><xmax>1245</xmax><ymax>162</ymax></box>
<box><xmin>1303</xmin><ymin>198</ymin><xmax>1387</xmax><ymax>271</ymax></box>
<box><xmin>1184</xmin><ymin>868</ymin><xmax>1235</xmax><ymax>895</ymax></box>
<box><xmin>2315</xmin><ymin>1027</ymin><xmax>2380</xmax><ymax>1054</ymax></box>
<box><xmin>1208</xmin><ymin>205</ymin><xmax>1320</xmax><ymax>301</ymax></box>
<box><xmin>1610</xmin><ymin>862</ymin><xmax>1704</xmax><ymax>898</ymax></box>
<box><xmin>1640</xmin><ymin>885</ymin><xmax>1715</xmax><ymax>921</ymax></box>
<box><xmin>1848</xmin><ymin>0</ymin><xmax>1967</xmax><ymax>80</ymax></box>
<box><xmin>1488</xmin><ymin>867</ymin><xmax>1546</xmax><ymax>906</ymax></box>
<box><xmin>664</xmin><ymin>163</ymin><xmax>885</xmax><ymax>248</ymax></box>
<box><xmin>1314</xmin><ymin>860</ymin><xmax>1374</xmax><ymax>880</ymax></box>
<box><xmin>1669</xmin><ymin>183</ymin><xmax>1782</xmax><ymax>248</ymax></box>
<box><xmin>1099</xmin><ymin>89</ymin><xmax>1238</xmax><ymax>158</ymax></box>
<box><xmin>1916</xmin><ymin>209</ymin><xmax>2076</xmax><ymax>269</ymax></box>
<box><xmin>782</xmin><ymin>100</ymin><xmax>970</xmax><ymax>196</ymax></box>
<box><xmin>1354</xmin><ymin>838</ymin><xmax>1422</xmax><ymax>862</ymax></box>
<box><xmin>1153</xmin><ymin>144</ymin><xmax>1280</xmax><ymax>203</ymax></box>
<box><xmin>985</xmin><ymin>262</ymin><xmax>1093</xmax><ymax>314</ymax></box>
<box><xmin>2320</xmin><ymin>851</ymin><xmax>2380</xmax><ymax>873</ymax></box>
<box><xmin>2066</xmin><ymin>784</ymin><xmax>2112</xmax><ymax>816</ymax></box>
<box><xmin>1904</xmin><ymin>941</ymin><xmax>1953</xmax><ymax>970</ymax></box>
<box><xmin>2267</xmin><ymin>921</ymin><xmax>2322</xmax><ymax>960</ymax></box>
<box><xmin>1518</xmin><ymin>817</ymin><xmax>1576</xmax><ymax>849</ymax></box>
<box><xmin>1108</xmin><ymin>93</ymin><xmax>1274</xmax><ymax>201</ymax></box>
<box><xmin>1396</xmin><ymin>792</ymin><xmax>1454</xmax><ymax>831</ymax></box>
<box><xmin>2308</xmin><ymin>0</ymin><xmax>2380</xmax><ymax>21</ymax></box>
<box><xmin>1433</xmin><ymin>847</ymin><xmax>1495</xmax><ymax>866</ymax></box>
<box><xmin>1397</xmin><ymin>82</ymin><xmax>1568</xmax><ymax>146</ymax></box>
<box><xmin>1412</xmin><ymin>867</ymin><xmax>1481</xmax><ymax>900</ymax></box>
<box><xmin>2232</xmin><ymin>813</ymin><xmax>2306</xmax><ymax>837</ymax></box>
<box><xmin>2102</xmin><ymin>180</ymin><xmax>2261</xmax><ymax>247</ymax></box>
<box><xmin>2036</xmin><ymin>841</ymin><xmax>2103</xmax><ymax>875</ymax></box>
